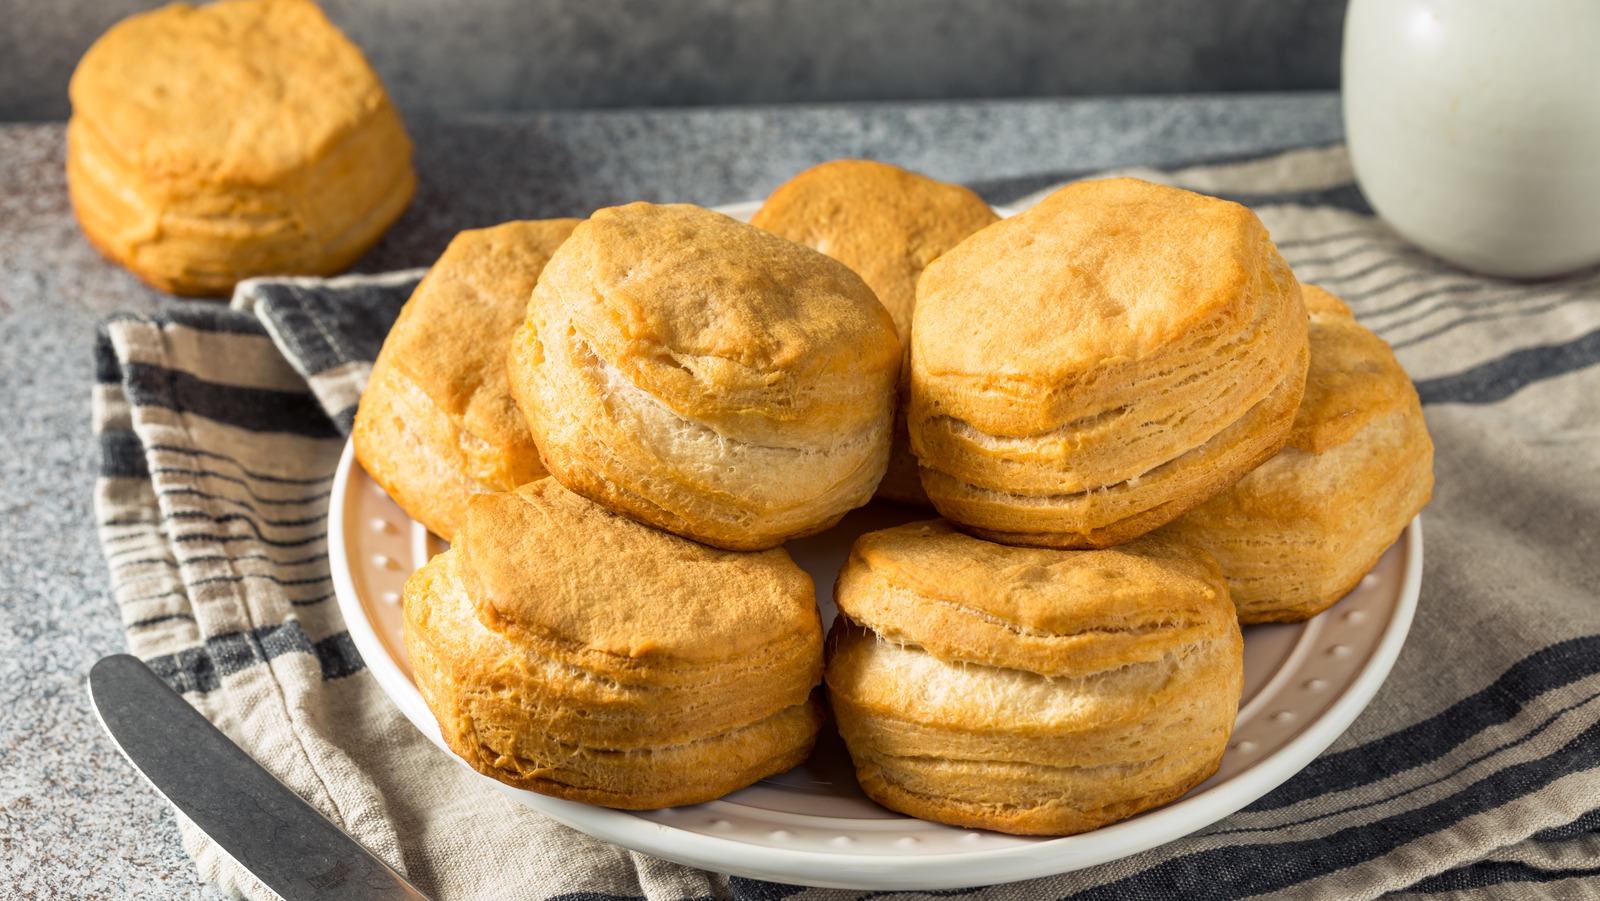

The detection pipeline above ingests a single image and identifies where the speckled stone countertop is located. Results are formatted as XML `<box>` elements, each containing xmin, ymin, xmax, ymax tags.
<box><xmin>0</xmin><ymin>93</ymin><xmax>1341</xmax><ymax>898</ymax></box>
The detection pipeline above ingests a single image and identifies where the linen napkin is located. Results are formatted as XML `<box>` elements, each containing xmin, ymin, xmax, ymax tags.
<box><xmin>94</xmin><ymin>144</ymin><xmax>1600</xmax><ymax>899</ymax></box>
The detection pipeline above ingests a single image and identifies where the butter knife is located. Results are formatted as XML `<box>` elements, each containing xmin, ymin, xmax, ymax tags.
<box><xmin>88</xmin><ymin>654</ymin><xmax>430</xmax><ymax>900</ymax></box>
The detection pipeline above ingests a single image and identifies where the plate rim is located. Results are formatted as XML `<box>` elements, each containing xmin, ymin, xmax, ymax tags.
<box><xmin>329</xmin><ymin>439</ymin><xmax>1423</xmax><ymax>890</ymax></box>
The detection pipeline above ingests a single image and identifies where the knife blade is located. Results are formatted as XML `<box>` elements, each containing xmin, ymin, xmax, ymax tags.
<box><xmin>87</xmin><ymin>654</ymin><xmax>431</xmax><ymax>901</ymax></box>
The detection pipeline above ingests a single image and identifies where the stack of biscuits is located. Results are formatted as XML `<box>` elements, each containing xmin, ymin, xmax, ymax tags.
<box><xmin>348</xmin><ymin>160</ymin><xmax>1432</xmax><ymax>830</ymax></box>
<box><xmin>370</xmin><ymin>200</ymin><xmax>901</xmax><ymax>808</ymax></box>
<box><xmin>71</xmin><ymin>0</ymin><xmax>1433</xmax><ymax>832</ymax></box>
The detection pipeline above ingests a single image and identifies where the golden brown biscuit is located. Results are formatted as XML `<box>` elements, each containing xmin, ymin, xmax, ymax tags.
<box><xmin>1157</xmin><ymin>285</ymin><xmax>1434</xmax><ymax>623</ymax></box>
<box><xmin>825</xmin><ymin>521</ymin><xmax>1242</xmax><ymax>835</ymax></box>
<box><xmin>751</xmin><ymin>160</ymin><xmax>999</xmax><ymax>506</ymax></box>
<box><xmin>508</xmin><ymin>202</ymin><xmax>902</xmax><ymax>551</ymax></box>
<box><xmin>353</xmin><ymin>219</ymin><xmax>579</xmax><ymax>541</ymax></box>
<box><xmin>67</xmin><ymin>0</ymin><xmax>415</xmax><ymax>296</ymax></box>
<box><xmin>403</xmin><ymin>478</ymin><xmax>825</xmax><ymax>809</ymax></box>
<box><xmin>910</xmin><ymin>177</ymin><xmax>1309</xmax><ymax>548</ymax></box>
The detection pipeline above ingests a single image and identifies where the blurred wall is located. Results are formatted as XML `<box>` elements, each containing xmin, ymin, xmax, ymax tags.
<box><xmin>0</xmin><ymin>0</ymin><xmax>1345</xmax><ymax>121</ymax></box>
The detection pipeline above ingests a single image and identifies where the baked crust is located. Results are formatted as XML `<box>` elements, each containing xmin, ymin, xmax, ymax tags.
<box><xmin>1157</xmin><ymin>285</ymin><xmax>1435</xmax><ymax>623</ymax></box>
<box><xmin>403</xmin><ymin>478</ymin><xmax>825</xmax><ymax>808</ymax></box>
<box><xmin>825</xmin><ymin>522</ymin><xmax>1242</xmax><ymax>835</ymax></box>
<box><xmin>508</xmin><ymin>202</ymin><xmax>902</xmax><ymax>550</ymax></box>
<box><xmin>66</xmin><ymin>0</ymin><xmax>414</xmax><ymax>296</ymax></box>
<box><xmin>751</xmin><ymin>159</ymin><xmax>999</xmax><ymax>507</ymax></box>
<box><xmin>352</xmin><ymin>219</ymin><xmax>579</xmax><ymax>540</ymax></box>
<box><xmin>910</xmin><ymin>178</ymin><xmax>1308</xmax><ymax>546</ymax></box>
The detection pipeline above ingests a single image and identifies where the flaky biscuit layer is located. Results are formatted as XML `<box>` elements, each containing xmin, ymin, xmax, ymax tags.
<box><xmin>920</xmin><ymin>345</ymin><xmax>1309</xmax><ymax>548</ymax></box>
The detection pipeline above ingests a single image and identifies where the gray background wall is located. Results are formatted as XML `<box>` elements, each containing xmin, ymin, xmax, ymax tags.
<box><xmin>1</xmin><ymin>0</ymin><xmax>1345</xmax><ymax>121</ymax></box>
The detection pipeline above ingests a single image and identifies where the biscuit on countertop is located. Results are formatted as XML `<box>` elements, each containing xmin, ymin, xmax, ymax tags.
<box><xmin>67</xmin><ymin>0</ymin><xmax>415</xmax><ymax>296</ymax></box>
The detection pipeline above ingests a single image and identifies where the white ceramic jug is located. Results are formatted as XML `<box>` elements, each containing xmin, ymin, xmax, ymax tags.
<box><xmin>1343</xmin><ymin>0</ymin><xmax>1600</xmax><ymax>278</ymax></box>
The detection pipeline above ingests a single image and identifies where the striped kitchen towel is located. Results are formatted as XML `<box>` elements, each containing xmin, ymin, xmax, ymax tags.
<box><xmin>93</xmin><ymin>144</ymin><xmax>1600</xmax><ymax>900</ymax></box>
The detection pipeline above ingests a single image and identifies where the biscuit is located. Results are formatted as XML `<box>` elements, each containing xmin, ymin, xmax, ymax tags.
<box><xmin>403</xmin><ymin>478</ymin><xmax>825</xmax><ymax>809</ymax></box>
<box><xmin>1157</xmin><ymin>285</ymin><xmax>1434</xmax><ymax>623</ymax></box>
<box><xmin>751</xmin><ymin>160</ymin><xmax>999</xmax><ymax>506</ymax></box>
<box><xmin>508</xmin><ymin>202</ymin><xmax>902</xmax><ymax>551</ymax></box>
<box><xmin>910</xmin><ymin>177</ymin><xmax>1309</xmax><ymax>548</ymax></box>
<box><xmin>353</xmin><ymin>219</ymin><xmax>579</xmax><ymax>541</ymax></box>
<box><xmin>67</xmin><ymin>0</ymin><xmax>415</xmax><ymax>296</ymax></box>
<box><xmin>825</xmin><ymin>521</ymin><xmax>1242</xmax><ymax>835</ymax></box>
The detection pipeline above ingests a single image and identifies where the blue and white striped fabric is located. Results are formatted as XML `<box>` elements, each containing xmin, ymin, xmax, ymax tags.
<box><xmin>93</xmin><ymin>144</ymin><xmax>1600</xmax><ymax>899</ymax></box>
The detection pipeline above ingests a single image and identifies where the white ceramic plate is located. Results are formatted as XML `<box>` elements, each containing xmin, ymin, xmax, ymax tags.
<box><xmin>330</xmin><ymin>439</ymin><xmax>1421</xmax><ymax>890</ymax></box>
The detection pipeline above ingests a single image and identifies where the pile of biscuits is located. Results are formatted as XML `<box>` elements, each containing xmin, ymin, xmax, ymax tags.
<box><xmin>350</xmin><ymin>158</ymin><xmax>1433</xmax><ymax>835</ymax></box>
<box><xmin>71</xmin><ymin>0</ymin><xmax>1431</xmax><ymax>838</ymax></box>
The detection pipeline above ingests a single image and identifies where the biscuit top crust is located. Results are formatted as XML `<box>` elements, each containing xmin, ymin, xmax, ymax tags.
<box><xmin>70</xmin><ymin>0</ymin><xmax>392</xmax><ymax>182</ymax></box>
<box><xmin>835</xmin><ymin>520</ymin><xmax>1233</xmax><ymax>675</ymax></box>
<box><xmin>530</xmin><ymin>202</ymin><xmax>901</xmax><ymax>425</ymax></box>
<box><xmin>914</xmin><ymin>177</ymin><xmax>1289</xmax><ymax>388</ymax></box>
<box><xmin>1290</xmin><ymin>285</ymin><xmax>1417</xmax><ymax>453</ymax></box>
<box><xmin>459</xmin><ymin>479</ymin><xmax>818</xmax><ymax>665</ymax></box>
<box><xmin>385</xmin><ymin>219</ymin><xmax>579</xmax><ymax>446</ymax></box>
<box><xmin>749</xmin><ymin>159</ymin><xmax>999</xmax><ymax>342</ymax></box>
